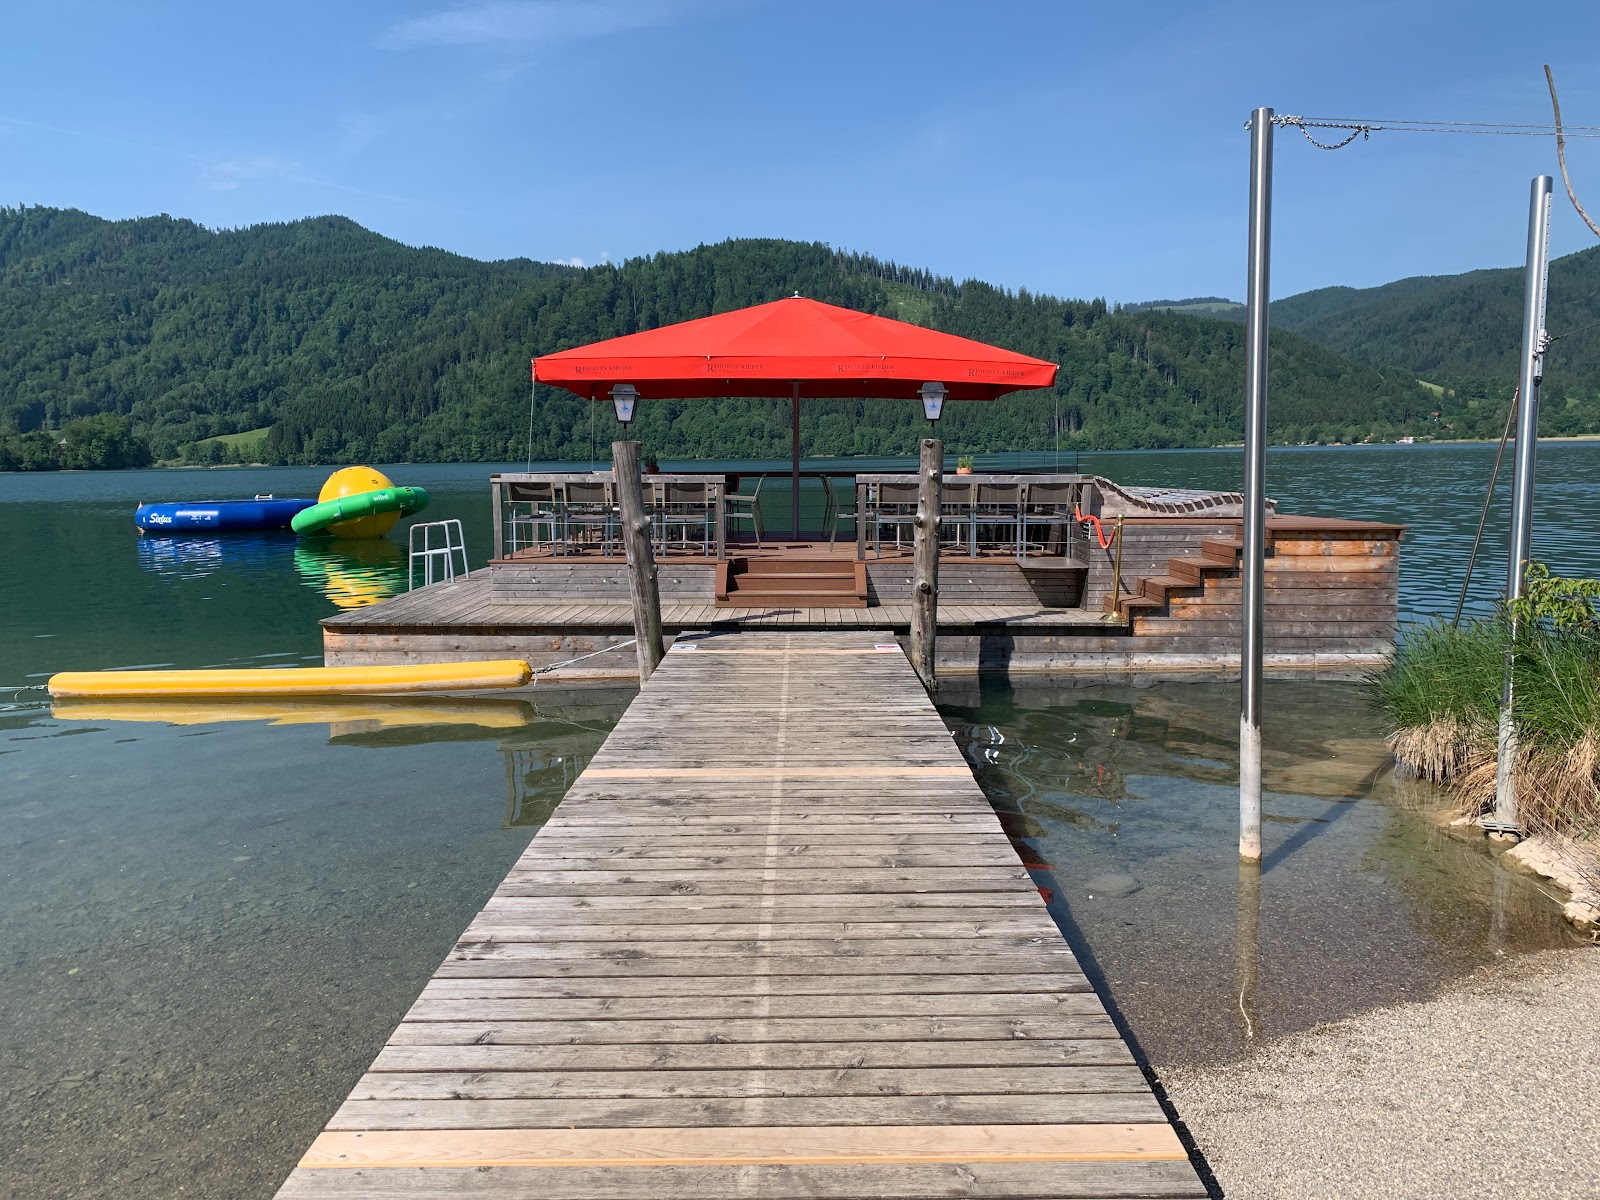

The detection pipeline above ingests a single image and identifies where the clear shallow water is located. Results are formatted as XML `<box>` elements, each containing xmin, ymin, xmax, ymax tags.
<box><xmin>1</xmin><ymin>690</ymin><xmax>631</xmax><ymax>1198</ymax></box>
<box><xmin>2</xmin><ymin>443</ymin><xmax>1597</xmax><ymax>1197</ymax></box>
<box><xmin>941</xmin><ymin>676</ymin><xmax>1581</xmax><ymax>1070</ymax></box>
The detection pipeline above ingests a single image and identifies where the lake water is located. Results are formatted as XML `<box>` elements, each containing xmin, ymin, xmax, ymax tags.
<box><xmin>3</xmin><ymin>443</ymin><xmax>1597</xmax><ymax>1198</ymax></box>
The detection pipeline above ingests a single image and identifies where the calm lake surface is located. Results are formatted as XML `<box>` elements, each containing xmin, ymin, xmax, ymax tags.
<box><xmin>3</xmin><ymin>443</ymin><xmax>1597</xmax><ymax>1198</ymax></box>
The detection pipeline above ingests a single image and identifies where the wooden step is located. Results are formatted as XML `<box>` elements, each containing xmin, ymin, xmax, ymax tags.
<box><xmin>1200</xmin><ymin>535</ymin><xmax>1245</xmax><ymax>563</ymax></box>
<box><xmin>1166</xmin><ymin>557</ymin><xmax>1216</xmax><ymax>585</ymax></box>
<box><xmin>741</xmin><ymin>559</ymin><xmax>857</xmax><ymax>577</ymax></box>
<box><xmin>1140</xmin><ymin>574</ymin><xmax>1202</xmax><ymax>603</ymax></box>
<box><xmin>1104</xmin><ymin>592</ymin><xmax>1161</xmax><ymax>618</ymax></box>
<box><xmin>716</xmin><ymin>593</ymin><xmax>869</xmax><ymax>609</ymax></box>
<box><xmin>730</xmin><ymin>579</ymin><xmax>858</xmax><ymax>597</ymax></box>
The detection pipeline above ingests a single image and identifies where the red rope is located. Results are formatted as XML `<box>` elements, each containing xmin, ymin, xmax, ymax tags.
<box><xmin>1074</xmin><ymin>505</ymin><xmax>1114</xmax><ymax>549</ymax></box>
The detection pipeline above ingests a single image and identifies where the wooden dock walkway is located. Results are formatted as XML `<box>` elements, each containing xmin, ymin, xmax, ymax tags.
<box><xmin>275</xmin><ymin>630</ymin><xmax>1205</xmax><ymax>1199</ymax></box>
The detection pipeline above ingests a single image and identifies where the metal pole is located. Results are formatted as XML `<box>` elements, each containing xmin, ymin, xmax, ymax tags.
<box><xmin>1492</xmin><ymin>175</ymin><xmax>1553</xmax><ymax>834</ymax></box>
<box><xmin>791</xmin><ymin>382</ymin><xmax>802</xmax><ymax>539</ymax></box>
<box><xmin>1239</xmin><ymin>107</ymin><xmax>1273</xmax><ymax>865</ymax></box>
<box><xmin>1235</xmin><ymin>110</ymin><xmax>1273</xmax><ymax>864</ymax></box>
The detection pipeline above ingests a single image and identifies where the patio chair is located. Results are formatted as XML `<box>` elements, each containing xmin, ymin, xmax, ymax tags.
<box><xmin>654</xmin><ymin>479</ymin><xmax>716</xmax><ymax>556</ymax></box>
<box><xmin>725</xmin><ymin>475</ymin><xmax>764</xmax><ymax>548</ymax></box>
<box><xmin>822</xmin><ymin>476</ymin><xmax>860</xmax><ymax>547</ymax></box>
<box><xmin>505</xmin><ymin>480</ymin><xmax>559</xmax><ymax>556</ymax></box>
<box><xmin>870</xmin><ymin>480</ymin><xmax>921</xmax><ymax>557</ymax></box>
<box><xmin>559</xmin><ymin>478</ymin><xmax>618</xmax><ymax>556</ymax></box>
<box><xmin>973</xmin><ymin>480</ymin><xmax>1023</xmax><ymax>558</ymax></box>
<box><xmin>939</xmin><ymin>478</ymin><xmax>977</xmax><ymax>556</ymax></box>
<box><xmin>1020</xmin><ymin>480</ymin><xmax>1081</xmax><ymax>558</ymax></box>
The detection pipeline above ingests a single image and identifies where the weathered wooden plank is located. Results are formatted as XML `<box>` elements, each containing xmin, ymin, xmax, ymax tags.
<box><xmin>432</xmin><ymin>953</ymin><xmax>1087</xmax><ymax>979</ymax></box>
<box><xmin>386</xmin><ymin>1014</ymin><xmax>1116</xmax><ymax>1046</ymax></box>
<box><xmin>419</xmin><ymin>972</ymin><xmax>1091</xmax><ymax>999</ymax></box>
<box><xmin>369</xmin><ymin>1038</ymin><xmax>1135</xmax><ymax>1073</ymax></box>
<box><xmin>298</xmin><ymin>1121</ymin><xmax>1181</xmax><ymax>1166</ymax></box>
<box><xmin>277</xmin><ymin>1159</ymin><xmax>1209</xmax><ymax>1198</ymax></box>
<box><xmin>328</xmin><ymin>1092</ymin><xmax>1167</xmax><ymax>1130</ymax></box>
<box><xmin>402</xmin><ymin>992</ymin><xmax>1105</xmax><ymax>1022</ymax></box>
<box><xmin>350</xmin><ymin>1065</ymin><xmax>1150</xmax><ymax>1101</ymax></box>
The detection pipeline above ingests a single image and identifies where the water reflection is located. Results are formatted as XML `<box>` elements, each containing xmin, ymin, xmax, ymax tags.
<box><xmin>136</xmin><ymin>531</ymin><xmax>300</xmax><ymax>582</ymax></box>
<box><xmin>292</xmin><ymin>540</ymin><xmax>405</xmax><ymax>609</ymax></box>
<box><xmin>49</xmin><ymin>687</ymin><xmax>635</xmax><ymax>833</ymax></box>
<box><xmin>1235</xmin><ymin>860</ymin><xmax>1261</xmax><ymax>1043</ymax></box>
<box><xmin>938</xmin><ymin>676</ymin><xmax>1581</xmax><ymax>1068</ymax></box>
<box><xmin>133</xmin><ymin>533</ymin><xmax>406</xmax><ymax>610</ymax></box>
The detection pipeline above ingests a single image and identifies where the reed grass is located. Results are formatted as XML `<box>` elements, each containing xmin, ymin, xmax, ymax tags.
<box><xmin>1376</xmin><ymin>569</ymin><xmax>1600</xmax><ymax>841</ymax></box>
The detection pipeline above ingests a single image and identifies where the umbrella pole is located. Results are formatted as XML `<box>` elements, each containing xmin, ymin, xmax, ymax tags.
<box><xmin>791</xmin><ymin>382</ymin><xmax>801</xmax><ymax>539</ymax></box>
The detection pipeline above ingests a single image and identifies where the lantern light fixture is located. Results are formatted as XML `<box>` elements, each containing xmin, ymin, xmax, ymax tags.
<box><xmin>919</xmin><ymin>381</ymin><xmax>947</xmax><ymax>424</ymax></box>
<box><xmin>610</xmin><ymin>383</ymin><xmax>638</xmax><ymax>426</ymax></box>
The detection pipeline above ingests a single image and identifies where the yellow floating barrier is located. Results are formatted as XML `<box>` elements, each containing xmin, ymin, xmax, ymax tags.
<box><xmin>47</xmin><ymin>660</ymin><xmax>533</xmax><ymax>699</ymax></box>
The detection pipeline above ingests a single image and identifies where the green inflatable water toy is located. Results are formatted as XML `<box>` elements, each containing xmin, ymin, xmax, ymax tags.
<box><xmin>291</xmin><ymin>485</ymin><xmax>429</xmax><ymax>536</ymax></box>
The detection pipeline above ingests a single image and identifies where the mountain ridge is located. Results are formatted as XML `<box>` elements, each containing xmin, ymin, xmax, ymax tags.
<box><xmin>2</xmin><ymin>205</ymin><xmax>1592</xmax><ymax>468</ymax></box>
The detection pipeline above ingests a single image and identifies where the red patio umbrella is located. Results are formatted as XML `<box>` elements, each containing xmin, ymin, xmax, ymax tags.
<box><xmin>532</xmin><ymin>296</ymin><xmax>1058</xmax><ymax>535</ymax></box>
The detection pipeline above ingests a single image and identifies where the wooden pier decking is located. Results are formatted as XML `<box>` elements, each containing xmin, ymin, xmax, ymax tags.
<box><xmin>274</xmin><ymin>629</ymin><xmax>1205</xmax><ymax>1199</ymax></box>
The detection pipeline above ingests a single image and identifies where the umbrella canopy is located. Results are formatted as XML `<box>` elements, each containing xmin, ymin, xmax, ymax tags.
<box><xmin>532</xmin><ymin>296</ymin><xmax>1058</xmax><ymax>400</ymax></box>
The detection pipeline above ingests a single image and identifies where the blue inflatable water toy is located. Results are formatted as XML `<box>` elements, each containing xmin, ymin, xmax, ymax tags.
<box><xmin>135</xmin><ymin>496</ymin><xmax>315</xmax><ymax>534</ymax></box>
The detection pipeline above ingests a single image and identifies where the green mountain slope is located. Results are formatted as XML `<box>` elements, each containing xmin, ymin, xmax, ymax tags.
<box><xmin>0</xmin><ymin>206</ymin><xmax>1458</xmax><ymax>466</ymax></box>
<box><xmin>1131</xmin><ymin>246</ymin><xmax>1600</xmax><ymax>437</ymax></box>
<box><xmin>1284</xmin><ymin>246</ymin><xmax>1600</xmax><ymax>413</ymax></box>
<box><xmin>1267</xmin><ymin>271</ymin><xmax>1507</xmax><ymax>330</ymax></box>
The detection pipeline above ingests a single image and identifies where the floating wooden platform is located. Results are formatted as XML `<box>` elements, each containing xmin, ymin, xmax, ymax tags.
<box><xmin>274</xmin><ymin>630</ymin><xmax>1205</xmax><ymax>1199</ymax></box>
<box><xmin>324</xmin><ymin>514</ymin><xmax>1400</xmax><ymax>679</ymax></box>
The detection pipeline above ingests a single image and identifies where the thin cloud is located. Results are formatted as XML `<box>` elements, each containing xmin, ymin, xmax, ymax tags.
<box><xmin>558</xmin><ymin>255</ymin><xmax>585</xmax><ymax>267</ymax></box>
<box><xmin>383</xmin><ymin>1</ymin><xmax>687</xmax><ymax>49</ymax></box>
<box><xmin>204</xmin><ymin>157</ymin><xmax>303</xmax><ymax>192</ymax></box>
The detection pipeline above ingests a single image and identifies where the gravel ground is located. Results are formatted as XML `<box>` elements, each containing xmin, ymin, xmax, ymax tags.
<box><xmin>1162</xmin><ymin>946</ymin><xmax>1600</xmax><ymax>1200</ymax></box>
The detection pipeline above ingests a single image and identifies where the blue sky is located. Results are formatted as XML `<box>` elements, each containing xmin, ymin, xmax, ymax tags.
<box><xmin>4</xmin><ymin>0</ymin><xmax>1599</xmax><ymax>303</ymax></box>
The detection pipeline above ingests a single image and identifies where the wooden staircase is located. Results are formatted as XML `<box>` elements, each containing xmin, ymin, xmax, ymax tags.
<box><xmin>717</xmin><ymin>557</ymin><xmax>869</xmax><ymax>608</ymax></box>
<box><xmin>1105</xmin><ymin>533</ymin><xmax>1250</xmax><ymax>620</ymax></box>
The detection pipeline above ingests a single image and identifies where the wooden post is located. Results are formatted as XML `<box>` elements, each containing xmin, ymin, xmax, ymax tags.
<box><xmin>489</xmin><ymin>476</ymin><xmax>502</xmax><ymax>563</ymax></box>
<box><xmin>611</xmin><ymin>440</ymin><xmax>664</xmax><ymax>683</ymax></box>
<box><xmin>909</xmin><ymin>438</ymin><xmax>943</xmax><ymax>692</ymax></box>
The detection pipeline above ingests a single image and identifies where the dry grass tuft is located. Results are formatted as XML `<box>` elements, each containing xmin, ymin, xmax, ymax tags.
<box><xmin>1388</xmin><ymin>715</ymin><xmax>1493</xmax><ymax>785</ymax></box>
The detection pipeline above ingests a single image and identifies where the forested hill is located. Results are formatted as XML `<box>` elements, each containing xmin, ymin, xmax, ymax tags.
<box><xmin>1152</xmin><ymin>245</ymin><xmax>1600</xmax><ymax>428</ymax></box>
<box><xmin>1267</xmin><ymin>245</ymin><xmax>1600</xmax><ymax>412</ymax></box>
<box><xmin>0</xmin><ymin>205</ymin><xmax>1480</xmax><ymax>468</ymax></box>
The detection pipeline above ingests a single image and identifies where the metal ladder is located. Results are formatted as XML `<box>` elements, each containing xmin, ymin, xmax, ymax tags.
<box><xmin>408</xmin><ymin>519</ymin><xmax>468</xmax><ymax>589</ymax></box>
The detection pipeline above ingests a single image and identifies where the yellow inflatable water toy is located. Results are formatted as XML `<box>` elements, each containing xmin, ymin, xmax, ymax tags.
<box><xmin>291</xmin><ymin>466</ymin><xmax>428</xmax><ymax>538</ymax></box>
<box><xmin>47</xmin><ymin>660</ymin><xmax>533</xmax><ymax>699</ymax></box>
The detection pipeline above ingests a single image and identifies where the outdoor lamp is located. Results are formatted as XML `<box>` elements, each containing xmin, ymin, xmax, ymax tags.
<box><xmin>919</xmin><ymin>381</ymin><xmax>947</xmax><ymax>424</ymax></box>
<box><xmin>610</xmin><ymin>383</ymin><xmax>638</xmax><ymax>426</ymax></box>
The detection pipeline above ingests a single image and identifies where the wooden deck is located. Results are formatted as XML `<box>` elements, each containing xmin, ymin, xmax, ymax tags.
<box><xmin>274</xmin><ymin>630</ymin><xmax>1205</xmax><ymax>1199</ymax></box>
<box><xmin>322</xmin><ymin>574</ymin><xmax>1124</xmax><ymax>632</ymax></box>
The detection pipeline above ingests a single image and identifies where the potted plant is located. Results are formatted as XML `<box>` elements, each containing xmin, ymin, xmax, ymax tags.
<box><xmin>956</xmin><ymin>455</ymin><xmax>975</xmax><ymax>475</ymax></box>
<box><xmin>644</xmin><ymin>455</ymin><xmax>661</xmax><ymax>474</ymax></box>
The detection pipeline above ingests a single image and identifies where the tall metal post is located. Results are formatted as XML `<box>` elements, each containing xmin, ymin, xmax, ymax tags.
<box><xmin>1491</xmin><ymin>175</ymin><xmax>1553</xmax><ymax>833</ymax></box>
<box><xmin>1239</xmin><ymin>108</ymin><xmax>1273</xmax><ymax>864</ymax></box>
<box><xmin>790</xmin><ymin>382</ymin><xmax>802</xmax><ymax>539</ymax></box>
